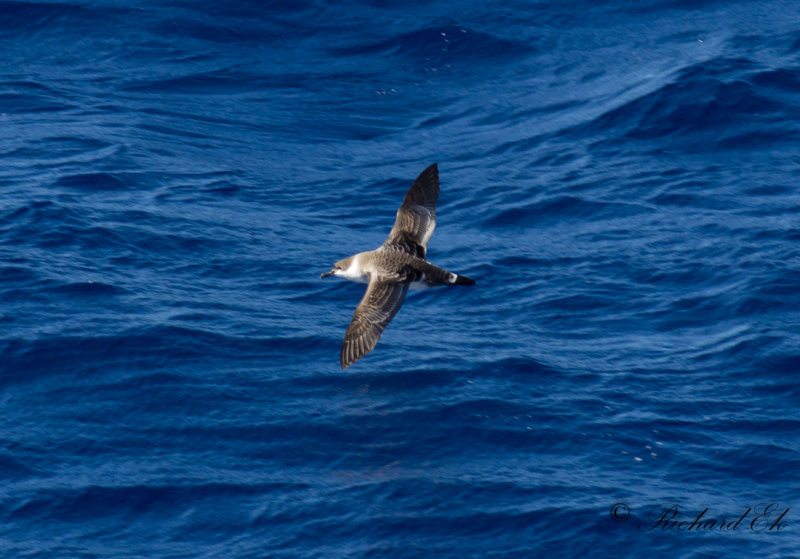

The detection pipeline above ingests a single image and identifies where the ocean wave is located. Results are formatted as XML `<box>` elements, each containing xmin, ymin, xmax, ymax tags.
<box><xmin>483</xmin><ymin>195</ymin><xmax>649</xmax><ymax>228</ymax></box>
<box><xmin>0</xmin><ymin>326</ymin><xmax>330</xmax><ymax>380</ymax></box>
<box><xmin>331</xmin><ymin>24</ymin><xmax>534</xmax><ymax>64</ymax></box>
<box><xmin>574</xmin><ymin>56</ymin><xmax>791</xmax><ymax>146</ymax></box>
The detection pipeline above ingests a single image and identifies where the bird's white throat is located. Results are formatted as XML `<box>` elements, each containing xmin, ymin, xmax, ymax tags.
<box><xmin>337</xmin><ymin>254</ymin><xmax>369</xmax><ymax>283</ymax></box>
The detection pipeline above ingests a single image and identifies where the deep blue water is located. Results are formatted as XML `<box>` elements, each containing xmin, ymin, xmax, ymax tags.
<box><xmin>2</xmin><ymin>1</ymin><xmax>800</xmax><ymax>557</ymax></box>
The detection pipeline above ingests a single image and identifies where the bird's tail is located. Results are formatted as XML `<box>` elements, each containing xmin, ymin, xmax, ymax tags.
<box><xmin>451</xmin><ymin>273</ymin><xmax>476</xmax><ymax>286</ymax></box>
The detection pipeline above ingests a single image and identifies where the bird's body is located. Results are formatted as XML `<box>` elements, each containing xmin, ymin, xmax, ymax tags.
<box><xmin>321</xmin><ymin>163</ymin><xmax>475</xmax><ymax>369</ymax></box>
<box><xmin>334</xmin><ymin>249</ymin><xmax>465</xmax><ymax>289</ymax></box>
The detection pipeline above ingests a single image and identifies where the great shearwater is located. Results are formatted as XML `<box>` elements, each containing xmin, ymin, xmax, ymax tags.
<box><xmin>321</xmin><ymin>163</ymin><xmax>475</xmax><ymax>369</ymax></box>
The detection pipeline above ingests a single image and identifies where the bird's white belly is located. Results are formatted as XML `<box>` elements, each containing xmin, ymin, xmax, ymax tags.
<box><xmin>409</xmin><ymin>279</ymin><xmax>432</xmax><ymax>290</ymax></box>
<box><xmin>344</xmin><ymin>274</ymin><xmax>369</xmax><ymax>284</ymax></box>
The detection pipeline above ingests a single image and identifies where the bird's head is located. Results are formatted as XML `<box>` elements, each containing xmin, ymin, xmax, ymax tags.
<box><xmin>320</xmin><ymin>256</ymin><xmax>354</xmax><ymax>279</ymax></box>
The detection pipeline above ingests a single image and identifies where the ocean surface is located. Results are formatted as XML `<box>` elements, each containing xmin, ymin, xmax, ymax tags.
<box><xmin>2</xmin><ymin>1</ymin><xmax>799</xmax><ymax>557</ymax></box>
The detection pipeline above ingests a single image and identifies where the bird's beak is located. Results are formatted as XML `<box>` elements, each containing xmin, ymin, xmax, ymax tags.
<box><xmin>320</xmin><ymin>270</ymin><xmax>334</xmax><ymax>279</ymax></box>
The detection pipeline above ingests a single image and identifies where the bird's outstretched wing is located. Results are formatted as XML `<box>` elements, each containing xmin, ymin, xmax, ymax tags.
<box><xmin>340</xmin><ymin>277</ymin><xmax>409</xmax><ymax>369</ymax></box>
<box><xmin>381</xmin><ymin>163</ymin><xmax>439</xmax><ymax>258</ymax></box>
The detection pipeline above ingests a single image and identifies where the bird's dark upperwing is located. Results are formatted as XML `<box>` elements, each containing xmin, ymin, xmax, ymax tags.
<box><xmin>340</xmin><ymin>278</ymin><xmax>409</xmax><ymax>369</ymax></box>
<box><xmin>381</xmin><ymin>163</ymin><xmax>439</xmax><ymax>258</ymax></box>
